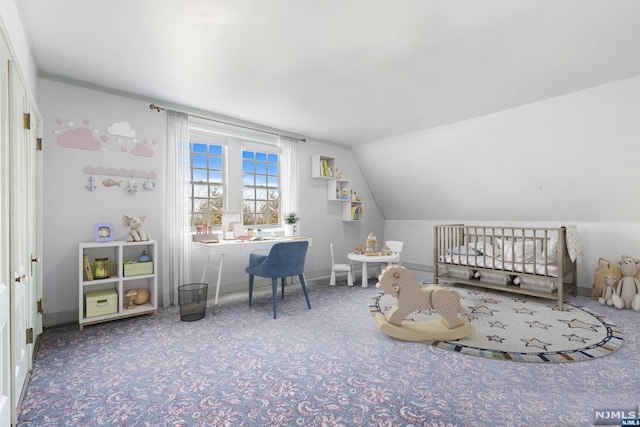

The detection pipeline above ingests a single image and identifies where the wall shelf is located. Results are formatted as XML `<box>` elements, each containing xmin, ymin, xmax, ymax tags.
<box><xmin>311</xmin><ymin>154</ymin><xmax>336</xmax><ymax>179</ymax></box>
<box><xmin>312</xmin><ymin>154</ymin><xmax>364</xmax><ymax>222</ymax></box>
<box><xmin>328</xmin><ymin>179</ymin><xmax>351</xmax><ymax>201</ymax></box>
<box><xmin>343</xmin><ymin>201</ymin><xmax>364</xmax><ymax>222</ymax></box>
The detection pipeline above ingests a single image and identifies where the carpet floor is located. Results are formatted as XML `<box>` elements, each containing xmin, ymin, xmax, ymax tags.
<box><xmin>16</xmin><ymin>274</ymin><xmax>640</xmax><ymax>426</ymax></box>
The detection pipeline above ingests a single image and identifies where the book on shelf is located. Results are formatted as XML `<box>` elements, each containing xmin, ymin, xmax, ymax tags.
<box><xmin>83</xmin><ymin>254</ymin><xmax>93</xmax><ymax>281</ymax></box>
<box><xmin>351</xmin><ymin>204</ymin><xmax>363</xmax><ymax>221</ymax></box>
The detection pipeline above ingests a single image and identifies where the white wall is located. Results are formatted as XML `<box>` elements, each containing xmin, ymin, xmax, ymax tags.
<box><xmin>355</xmin><ymin>75</ymin><xmax>640</xmax><ymax>222</ymax></box>
<box><xmin>39</xmin><ymin>79</ymin><xmax>165</xmax><ymax>326</ymax></box>
<box><xmin>297</xmin><ymin>140</ymin><xmax>386</xmax><ymax>270</ymax></box>
<box><xmin>353</xmin><ymin>75</ymin><xmax>640</xmax><ymax>292</ymax></box>
<box><xmin>39</xmin><ymin>78</ymin><xmax>384</xmax><ymax>326</ymax></box>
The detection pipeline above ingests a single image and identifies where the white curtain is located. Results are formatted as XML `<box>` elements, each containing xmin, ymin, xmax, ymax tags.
<box><xmin>278</xmin><ymin>136</ymin><xmax>299</xmax><ymax>222</ymax></box>
<box><xmin>162</xmin><ymin>111</ymin><xmax>191</xmax><ymax>306</ymax></box>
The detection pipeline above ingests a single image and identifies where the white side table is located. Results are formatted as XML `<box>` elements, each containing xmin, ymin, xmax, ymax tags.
<box><xmin>347</xmin><ymin>252</ymin><xmax>400</xmax><ymax>287</ymax></box>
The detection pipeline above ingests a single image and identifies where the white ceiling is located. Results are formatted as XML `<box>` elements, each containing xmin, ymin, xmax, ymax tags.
<box><xmin>18</xmin><ymin>0</ymin><xmax>640</xmax><ymax>146</ymax></box>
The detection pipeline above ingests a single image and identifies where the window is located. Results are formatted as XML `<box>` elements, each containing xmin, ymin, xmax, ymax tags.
<box><xmin>188</xmin><ymin>119</ymin><xmax>290</xmax><ymax>231</ymax></box>
<box><xmin>189</xmin><ymin>142</ymin><xmax>223</xmax><ymax>228</ymax></box>
<box><xmin>242</xmin><ymin>149</ymin><xmax>279</xmax><ymax>226</ymax></box>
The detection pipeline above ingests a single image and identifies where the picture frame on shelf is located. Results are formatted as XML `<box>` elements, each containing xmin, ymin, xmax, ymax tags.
<box><xmin>93</xmin><ymin>222</ymin><xmax>115</xmax><ymax>243</ymax></box>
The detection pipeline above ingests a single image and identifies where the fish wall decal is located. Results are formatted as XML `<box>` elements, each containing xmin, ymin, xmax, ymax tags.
<box><xmin>102</xmin><ymin>178</ymin><xmax>121</xmax><ymax>187</ymax></box>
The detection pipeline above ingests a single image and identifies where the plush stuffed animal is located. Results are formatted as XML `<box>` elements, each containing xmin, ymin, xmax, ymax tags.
<box><xmin>122</xmin><ymin>214</ymin><xmax>148</xmax><ymax>242</ymax></box>
<box><xmin>598</xmin><ymin>275</ymin><xmax>617</xmax><ymax>306</ymax></box>
<box><xmin>591</xmin><ymin>258</ymin><xmax>622</xmax><ymax>299</ymax></box>
<box><xmin>611</xmin><ymin>256</ymin><xmax>640</xmax><ymax>311</ymax></box>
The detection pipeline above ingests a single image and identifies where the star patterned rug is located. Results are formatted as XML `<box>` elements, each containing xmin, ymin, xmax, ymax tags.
<box><xmin>370</xmin><ymin>284</ymin><xmax>623</xmax><ymax>363</ymax></box>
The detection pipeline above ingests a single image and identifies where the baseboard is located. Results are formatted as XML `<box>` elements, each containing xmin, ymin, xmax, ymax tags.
<box><xmin>401</xmin><ymin>262</ymin><xmax>434</xmax><ymax>272</ymax></box>
<box><xmin>43</xmin><ymin>308</ymin><xmax>79</xmax><ymax>328</ymax></box>
<box><xmin>214</xmin><ymin>269</ymin><xmax>332</xmax><ymax>296</ymax></box>
<box><xmin>576</xmin><ymin>287</ymin><xmax>592</xmax><ymax>297</ymax></box>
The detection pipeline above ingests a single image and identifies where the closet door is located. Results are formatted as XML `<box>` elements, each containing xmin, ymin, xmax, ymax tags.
<box><xmin>0</xmin><ymin>34</ymin><xmax>11</xmax><ymax>427</ymax></box>
<box><xmin>28</xmin><ymin>107</ymin><xmax>42</xmax><ymax>339</ymax></box>
<box><xmin>9</xmin><ymin>60</ymin><xmax>33</xmax><ymax>417</ymax></box>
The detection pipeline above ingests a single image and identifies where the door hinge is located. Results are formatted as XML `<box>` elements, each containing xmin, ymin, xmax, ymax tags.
<box><xmin>23</xmin><ymin>112</ymin><xmax>31</xmax><ymax>129</ymax></box>
<box><xmin>26</xmin><ymin>327</ymin><xmax>34</xmax><ymax>344</ymax></box>
<box><xmin>36</xmin><ymin>138</ymin><xmax>42</xmax><ymax>151</ymax></box>
<box><xmin>37</xmin><ymin>299</ymin><xmax>43</xmax><ymax>314</ymax></box>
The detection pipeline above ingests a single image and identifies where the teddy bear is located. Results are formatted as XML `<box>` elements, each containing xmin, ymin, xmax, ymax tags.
<box><xmin>598</xmin><ymin>275</ymin><xmax>617</xmax><ymax>306</ymax></box>
<box><xmin>611</xmin><ymin>256</ymin><xmax>640</xmax><ymax>311</ymax></box>
<box><xmin>591</xmin><ymin>257</ymin><xmax>621</xmax><ymax>299</ymax></box>
<box><xmin>122</xmin><ymin>214</ymin><xmax>148</xmax><ymax>242</ymax></box>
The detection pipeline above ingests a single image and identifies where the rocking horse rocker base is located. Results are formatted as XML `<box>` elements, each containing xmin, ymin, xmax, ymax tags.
<box><xmin>374</xmin><ymin>265</ymin><xmax>475</xmax><ymax>342</ymax></box>
<box><xmin>374</xmin><ymin>312</ymin><xmax>475</xmax><ymax>342</ymax></box>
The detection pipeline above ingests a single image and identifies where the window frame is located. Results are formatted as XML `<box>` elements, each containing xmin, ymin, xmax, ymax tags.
<box><xmin>188</xmin><ymin>132</ymin><xmax>225</xmax><ymax>230</ymax></box>
<box><xmin>241</xmin><ymin>145</ymin><xmax>281</xmax><ymax>227</ymax></box>
<box><xmin>187</xmin><ymin>120</ymin><xmax>282</xmax><ymax>231</ymax></box>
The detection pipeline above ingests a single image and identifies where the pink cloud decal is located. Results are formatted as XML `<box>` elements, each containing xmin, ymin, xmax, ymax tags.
<box><xmin>57</xmin><ymin>128</ymin><xmax>101</xmax><ymax>150</ymax></box>
<box><xmin>131</xmin><ymin>143</ymin><xmax>154</xmax><ymax>157</ymax></box>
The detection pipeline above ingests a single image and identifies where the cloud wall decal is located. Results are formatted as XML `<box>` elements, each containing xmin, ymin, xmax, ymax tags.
<box><xmin>131</xmin><ymin>143</ymin><xmax>154</xmax><ymax>157</ymax></box>
<box><xmin>107</xmin><ymin>121</ymin><xmax>136</xmax><ymax>137</ymax></box>
<box><xmin>57</xmin><ymin>128</ymin><xmax>101</xmax><ymax>150</ymax></box>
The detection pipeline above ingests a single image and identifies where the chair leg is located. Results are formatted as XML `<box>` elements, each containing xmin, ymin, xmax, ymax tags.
<box><xmin>299</xmin><ymin>274</ymin><xmax>311</xmax><ymax>310</ymax></box>
<box><xmin>330</xmin><ymin>271</ymin><xmax>336</xmax><ymax>286</ymax></box>
<box><xmin>281</xmin><ymin>277</ymin><xmax>286</xmax><ymax>299</ymax></box>
<box><xmin>248</xmin><ymin>274</ymin><xmax>254</xmax><ymax>306</ymax></box>
<box><xmin>272</xmin><ymin>278</ymin><xmax>278</xmax><ymax>319</ymax></box>
<box><xmin>347</xmin><ymin>270</ymin><xmax>353</xmax><ymax>287</ymax></box>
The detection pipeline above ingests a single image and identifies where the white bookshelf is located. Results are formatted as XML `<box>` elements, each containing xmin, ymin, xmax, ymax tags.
<box><xmin>78</xmin><ymin>240</ymin><xmax>158</xmax><ymax>330</ymax></box>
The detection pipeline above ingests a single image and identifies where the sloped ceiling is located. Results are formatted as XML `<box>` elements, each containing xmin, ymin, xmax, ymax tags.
<box><xmin>18</xmin><ymin>0</ymin><xmax>640</xmax><ymax>146</ymax></box>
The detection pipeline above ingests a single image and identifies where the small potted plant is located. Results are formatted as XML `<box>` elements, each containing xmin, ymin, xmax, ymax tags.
<box><xmin>283</xmin><ymin>212</ymin><xmax>299</xmax><ymax>236</ymax></box>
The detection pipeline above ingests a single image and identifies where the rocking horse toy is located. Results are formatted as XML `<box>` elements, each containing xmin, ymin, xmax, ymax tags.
<box><xmin>374</xmin><ymin>265</ymin><xmax>475</xmax><ymax>342</ymax></box>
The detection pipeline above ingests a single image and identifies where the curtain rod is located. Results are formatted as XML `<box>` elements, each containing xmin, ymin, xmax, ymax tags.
<box><xmin>149</xmin><ymin>104</ymin><xmax>306</xmax><ymax>142</ymax></box>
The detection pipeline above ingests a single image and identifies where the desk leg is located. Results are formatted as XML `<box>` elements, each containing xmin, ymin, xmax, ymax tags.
<box><xmin>361</xmin><ymin>261</ymin><xmax>368</xmax><ymax>288</ymax></box>
<box><xmin>201</xmin><ymin>253</ymin><xmax>225</xmax><ymax>315</ymax></box>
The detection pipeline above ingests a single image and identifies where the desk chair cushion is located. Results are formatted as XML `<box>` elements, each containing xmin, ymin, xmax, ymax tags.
<box><xmin>246</xmin><ymin>241</ymin><xmax>310</xmax><ymax>319</ymax></box>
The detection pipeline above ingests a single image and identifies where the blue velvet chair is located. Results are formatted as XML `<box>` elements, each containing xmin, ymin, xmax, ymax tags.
<box><xmin>246</xmin><ymin>241</ymin><xmax>311</xmax><ymax>319</ymax></box>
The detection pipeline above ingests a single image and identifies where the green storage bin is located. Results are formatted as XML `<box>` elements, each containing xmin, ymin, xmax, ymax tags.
<box><xmin>123</xmin><ymin>261</ymin><xmax>154</xmax><ymax>277</ymax></box>
<box><xmin>85</xmin><ymin>289</ymin><xmax>118</xmax><ymax>318</ymax></box>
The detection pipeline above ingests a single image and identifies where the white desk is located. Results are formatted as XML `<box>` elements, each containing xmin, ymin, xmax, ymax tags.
<box><xmin>347</xmin><ymin>252</ymin><xmax>400</xmax><ymax>288</ymax></box>
<box><xmin>195</xmin><ymin>237</ymin><xmax>312</xmax><ymax>313</ymax></box>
